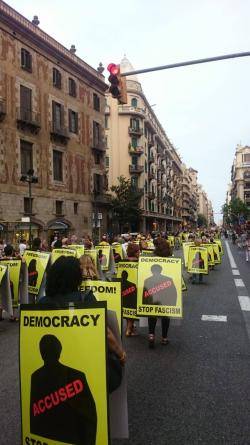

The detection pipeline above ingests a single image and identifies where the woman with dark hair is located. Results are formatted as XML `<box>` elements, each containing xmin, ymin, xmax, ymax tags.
<box><xmin>40</xmin><ymin>256</ymin><xmax>126</xmax><ymax>380</ymax></box>
<box><xmin>32</xmin><ymin>238</ymin><xmax>42</xmax><ymax>251</ymax></box>
<box><xmin>148</xmin><ymin>238</ymin><xmax>172</xmax><ymax>348</ymax></box>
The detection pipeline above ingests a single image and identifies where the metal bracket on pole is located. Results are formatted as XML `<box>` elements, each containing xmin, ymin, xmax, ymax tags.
<box><xmin>120</xmin><ymin>52</ymin><xmax>250</xmax><ymax>77</ymax></box>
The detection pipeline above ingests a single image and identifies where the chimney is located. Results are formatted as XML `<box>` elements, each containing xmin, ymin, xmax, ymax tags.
<box><xmin>70</xmin><ymin>45</ymin><xmax>76</xmax><ymax>54</ymax></box>
<box><xmin>32</xmin><ymin>15</ymin><xmax>40</xmax><ymax>26</ymax></box>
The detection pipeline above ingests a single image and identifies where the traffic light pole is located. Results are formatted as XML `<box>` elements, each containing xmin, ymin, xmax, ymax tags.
<box><xmin>120</xmin><ymin>51</ymin><xmax>250</xmax><ymax>77</ymax></box>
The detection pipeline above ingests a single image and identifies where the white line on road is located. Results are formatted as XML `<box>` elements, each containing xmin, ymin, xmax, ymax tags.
<box><xmin>234</xmin><ymin>278</ymin><xmax>245</xmax><ymax>287</ymax></box>
<box><xmin>201</xmin><ymin>315</ymin><xmax>227</xmax><ymax>322</ymax></box>
<box><xmin>225</xmin><ymin>240</ymin><xmax>237</xmax><ymax>268</ymax></box>
<box><xmin>232</xmin><ymin>269</ymin><xmax>240</xmax><ymax>276</ymax></box>
<box><xmin>238</xmin><ymin>296</ymin><xmax>250</xmax><ymax>312</ymax></box>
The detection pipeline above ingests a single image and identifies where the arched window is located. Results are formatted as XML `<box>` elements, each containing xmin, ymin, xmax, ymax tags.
<box><xmin>131</xmin><ymin>97</ymin><xmax>138</xmax><ymax>107</ymax></box>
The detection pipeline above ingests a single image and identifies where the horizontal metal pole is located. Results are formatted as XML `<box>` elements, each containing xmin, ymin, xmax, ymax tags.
<box><xmin>120</xmin><ymin>52</ymin><xmax>250</xmax><ymax>77</ymax></box>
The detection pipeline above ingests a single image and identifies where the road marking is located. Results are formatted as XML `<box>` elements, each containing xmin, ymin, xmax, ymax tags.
<box><xmin>225</xmin><ymin>240</ymin><xmax>237</xmax><ymax>268</ymax></box>
<box><xmin>201</xmin><ymin>315</ymin><xmax>227</xmax><ymax>322</ymax></box>
<box><xmin>234</xmin><ymin>278</ymin><xmax>245</xmax><ymax>287</ymax></box>
<box><xmin>238</xmin><ymin>296</ymin><xmax>250</xmax><ymax>311</ymax></box>
<box><xmin>232</xmin><ymin>269</ymin><xmax>240</xmax><ymax>276</ymax></box>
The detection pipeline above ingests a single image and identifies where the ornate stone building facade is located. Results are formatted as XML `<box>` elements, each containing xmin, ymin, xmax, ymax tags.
<box><xmin>0</xmin><ymin>1</ymin><xmax>108</xmax><ymax>243</ymax></box>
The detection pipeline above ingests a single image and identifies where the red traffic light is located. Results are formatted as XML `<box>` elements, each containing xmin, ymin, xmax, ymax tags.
<box><xmin>107</xmin><ymin>63</ymin><xmax>119</xmax><ymax>75</ymax></box>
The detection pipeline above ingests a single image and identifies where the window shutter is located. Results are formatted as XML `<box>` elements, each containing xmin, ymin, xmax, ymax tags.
<box><xmin>75</xmin><ymin>112</ymin><xmax>78</xmax><ymax>133</ymax></box>
<box><xmin>68</xmin><ymin>109</ymin><xmax>72</xmax><ymax>132</ymax></box>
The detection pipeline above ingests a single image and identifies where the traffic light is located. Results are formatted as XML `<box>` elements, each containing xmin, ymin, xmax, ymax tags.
<box><xmin>107</xmin><ymin>63</ymin><xmax>127</xmax><ymax>104</ymax></box>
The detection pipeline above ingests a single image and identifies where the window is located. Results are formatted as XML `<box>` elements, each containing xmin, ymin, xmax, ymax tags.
<box><xmin>243</xmin><ymin>154</ymin><xmax>250</xmax><ymax>163</ymax></box>
<box><xmin>130</xmin><ymin>118</ymin><xmax>140</xmax><ymax>130</ymax></box>
<box><xmin>131</xmin><ymin>97</ymin><xmax>138</xmax><ymax>107</ymax></box>
<box><xmin>93</xmin><ymin>174</ymin><xmax>103</xmax><ymax>194</ymax></box>
<box><xmin>105</xmin><ymin>156</ymin><xmax>109</xmax><ymax>168</ymax></box>
<box><xmin>53</xmin><ymin>150</ymin><xmax>63</xmax><ymax>181</ymax></box>
<box><xmin>93</xmin><ymin>121</ymin><xmax>101</xmax><ymax>147</ymax></box>
<box><xmin>74</xmin><ymin>202</ymin><xmax>78</xmax><ymax>215</ymax></box>
<box><xmin>52</xmin><ymin>101</ymin><xmax>63</xmax><ymax>130</ymax></box>
<box><xmin>53</xmin><ymin>68</ymin><xmax>61</xmax><ymax>89</ymax></box>
<box><xmin>145</xmin><ymin>180</ymin><xmax>148</xmax><ymax>192</ymax></box>
<box><xmin>145</xmin><ymin>161</ymin><xmax>148</xmax><ymax>173</ymax></box>
<box><xmin>105</xmin><ymin>115</ymin><xmax>109</xmax><ymax>129</ymax></box>
<box><xmin>69</xmin><ymin>78</ymin><xmax>76</xmax><ymax>97</ymax></box>
<box><xmin>21</xmin><ymin>48</ymin><xmax>32</xmax><ymax>72</ymax></box>
<box><xmin>68</xmin><ymin>110</ymin><xmax>78</xmax><ymax>133</ymax></box>
<box><xmin>131</xmin><ymin>176</ymin><xmax>138</xmax><ymax>188</ymax></box>
<box><xmin>20</xmin><ymin>140</ymin><xmax>33</xmax><ymax>174</ymax></box>
<box><xmin>55</xmin><ymin>200</ymin><xmax>63</xmax><ymax>215</ymax></box>
<box><xmin>24</xmin><ymin>197</ymin><xmax>33</xmax><ymax>215</ymax></box>
<box><xmin>131</xmin><ymin>155</ymin><xmax>138</xmax><ymax>166</ymax></box>
<box><xmin>94</xmin><ymin>152</ymin><xmax>101</xmax><ymax>165</ymax></box>
<box><xmin>131</xmin><ymin>137</ymin><xmax>137</xmax><ymax>149</ymax></box>
<box><xmin>20</xmin><ymin>85</ymin><xmax>32</xmax><ymax>120</ymax></box>
<box><xmin>93</xmin><ymin>93</ymin><xmax>100</xmax><ymax>111</ymax></box>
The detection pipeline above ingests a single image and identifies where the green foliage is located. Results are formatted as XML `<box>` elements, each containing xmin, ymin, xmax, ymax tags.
<box><xmin>222</xmin><ymin>198</ymin><xmax>249</xmax><ymax>224</ymax></box>
<box><xmin>197</xmin><ymin>213</ymin><xmax>207</xmax><ymax>228</ymax></box>
<box><xmin>110</xmin><ymin>176</ymin><xmax>143</xmax><ymax>232</ymax></box>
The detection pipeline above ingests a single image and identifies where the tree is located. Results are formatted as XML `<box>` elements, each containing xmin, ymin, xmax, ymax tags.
<box><xmin>222</xmin><ymin>198</ymin><xmax>249</xmax><ymax>225</ymax></box>
<box><xmin>197</xmin><ymin>213</ymin><xmax>207</xmax><ymax>228</ymax></box>
<box><xmin>110</xmin><ymin>176</ymin><xmax>143</xmax><ymax>233</ymax></box>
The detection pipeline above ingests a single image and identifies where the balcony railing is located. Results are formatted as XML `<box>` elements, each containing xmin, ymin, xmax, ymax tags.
<box><xmin>119</xmin><ymin>105</ymin><xmax>145</xmax><ymax>117</ymax></box>
<box><xmin>17</xmin><ymin>108</ymin><xmax>41</xmax><ymax>133</ymax></box>
<box><xmin>128</xmin><ymin>146</ymin><xmax>144</xmax><ymax>155</ymax></box>
<box><xmin>50</xmin><ymin>122</ymin><xmax>69</xmax><ymax>144</ymax></box>
<box><xmin>129</xmin><ymin>164</ymin><xmax>144</xmax><ymax>174</ymax></box>
<box><xmin>0</xmin><ymin>99</ymin><xmax>6</xmax><ymax>121</ymax></box>
<box><xmin>128</xmin><ymin>127</ymin><xmax>143</xmax><ymax>136</ymax></box>
<box><xmin>91</xmin><ymin>139</ymin><xmax>106</xmax><ymax>151</ymax></box>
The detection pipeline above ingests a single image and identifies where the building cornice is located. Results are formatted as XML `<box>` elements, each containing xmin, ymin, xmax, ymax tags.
<box><xmin>0</xmin><ymin>0</ymin><xmax>107</xmax><ymax>92</ymax></box>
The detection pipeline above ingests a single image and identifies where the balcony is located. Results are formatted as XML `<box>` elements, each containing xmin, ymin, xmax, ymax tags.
<box><xmin>0</xmin><ymin>99</ymin><xmax>6</xmax><ymax>122</ymax></box>
<box><xmin>91</xmin><ymin>139</ymin><xmax>106</xmax><ymax>152</ymax></box>
<box><xmin>17</xmin><ymin>108</ymin><xmax>41</xmax><ymax>134</ymax></box>
<box><xmin>148</xmin><ymin>139</ymin><xmax>154</xmax><ymax>148</ymax></box>
<box><xmin>128</xmin><ymin>127</ymin><xmax>143</xmax><ymax>136</ymax></box>
<box><xmin>92</xmin><ymin>192</ymin><xmax>110</xmax><ymax>205</ymax></box>
<box><xmin>119</xmin><ymin>105</ymin><xmax>145</xmax><ymax>118</ymax></box>
<box><xmin>50</xmin><ymin>122</ymin><xmax>69</xmax><ymax>145</ymax></box>
<box><xmin>132</xmin><ymin>187</ymin><xmax>144</xmax><ymax>195</ymax></box>
<box><xmin>129</xmin><ymin>164</ymin><xmax>144</xmax><ymax>174</ymax></box>
<box><xmin>148</xmin><ymin>155</ymin><xmax>155</xmax><ymax>163</ymax></box>
<box><xmin>128</xmin><ymin>145</ymin><xmax>144</xmax><ymax>155</ymax></box>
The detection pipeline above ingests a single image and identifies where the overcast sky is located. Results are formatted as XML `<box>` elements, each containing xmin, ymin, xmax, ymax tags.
<box><xmin>7</xmin><ymin>0</ymin><xmax>250</xmax><ymax>222</ymax></box>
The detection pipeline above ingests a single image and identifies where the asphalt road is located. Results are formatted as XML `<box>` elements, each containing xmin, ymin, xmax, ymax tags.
<box><xmin>1</xmin><ymin>240</ymin><xmax>250</xmax><ymax>445</ymax></box>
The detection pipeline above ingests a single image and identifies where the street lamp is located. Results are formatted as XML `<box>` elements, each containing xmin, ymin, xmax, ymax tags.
<box><xmin>20</xmin><ymin>168</ymin><xmax>38</xmax><ymax>246</ymax></box>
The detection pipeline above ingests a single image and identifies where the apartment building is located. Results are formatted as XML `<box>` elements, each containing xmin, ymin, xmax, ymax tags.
<box><xmin>105</xmin><ymin>56</ymin><xmax>183</xmax><ymax>233</ymax></box>
<box><xmin>0</xmin><ymin>0</ymin><xmax>108</xmax><ymax>243</ymax></box>
<box><xmin>231</xmin><ymin>144</ymin><xmax>250</xmax><ymax>209</ymax></box>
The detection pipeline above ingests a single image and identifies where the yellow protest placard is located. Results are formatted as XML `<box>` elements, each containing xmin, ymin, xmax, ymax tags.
<box><xmin>212</xmin><ymin>243</ymin><xmax>221</xmax><ymax>264</ymax></box>
<box><xmin>51</xmin><ymin>248</ymin><xmax>76</xmax><ymax>264</ymax></box>
<box><xmin>214</xmin><ymin>239</ymin><xmax>224</xmax><ymax>256</ymax></box>
<box><xmin>0</xmin><ymin>264</ymin><xmax>7</xmax><ymax>285</ymax></box>
<box><xmin>85</xmin><ymin>250</ymin><xmax>98</xmax><ymax>268</ymax></box>
<box><xmin>68</xmin><ymin>245</ymin><xmax>85</xmax><ymax>259</ymax></box>
<box><xmin>182</xmin><ymin>275</ymin><xmax>187</xmax><ymax>291</ymax></box>
<box><xmin>81</xmin><ymin>281</ymin><xmax>122</xmax><ymax>334</ymax></box>
<box><xmin>141</xmin><ymin>250</ymin><xmax>153</xmax><ymax>256</ymax></box>
<box><xmin>187</xmin><ymin>247</ymin><xmax>209</xmax><ymax>274</ymax></box>
<box><xmin>117</xmin><ymin>261</ymin><xmax>138</xmax><ymax>319</ymax></box>
<box><xmin>23</xmin><ymin>251</ymin><xmax>51</xmax><ymax>295</ymax></box>
<box><xmin>20</xmin><ymin>303</ymin><xmax>109</xmax><ymax>445</ymax></box>
<box><xmin>95</xmin><ymin>246</ymin><xmax>111</xmax><ymax>271</ymax></box>
<box><xmin>137</xmin><ymin>256</ymin><xmax>182</xmax><ymax>318</ymax></box>
<box><xmin>1</xmin><ymin>259</ymin><xmax>21</xmax><ymax>307</ymax></box>
<box><xmin>168</xmin><ymin>236</ymin><xmax>175</xmax><ymax>247</ymax></box>
<box><xmin>201</xmin><ymin>244</ymin><xmax>215</xmax><ymax>267</ymax></box>
<box><xmin>111</xmin><ymin>244</ymin><xmax>124</xmax><ymax>263</ymax></box>
<box><xmin>183</xmin><ymin>242</ymin><xmax>194</xmax><ymax>268</ymax></box>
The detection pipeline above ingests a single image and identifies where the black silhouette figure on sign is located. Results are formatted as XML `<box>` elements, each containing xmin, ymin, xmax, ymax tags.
<box><xmin>142</xmin><ymin>264</ymin><xmax>177</xmax><ymax>306</ymax></box>
<box><xmin>192</xmin><ymin>252</ymin><xmax>205</xmax><ymax>269</ymax></box>
<box><xmin>30</xmin><ymin>335</ymin><xmax>97</xmax><ymax>445</ymax></box>
<box><xmin>121</xmin><ymin>270</ymin><xmax>137</xmax><ymax>309</ymax></box>
<box><xmin>28</xmin><ymin>259</ymin><xmax>38</xmax><ymax>287</ymax></box>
